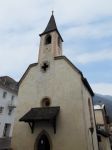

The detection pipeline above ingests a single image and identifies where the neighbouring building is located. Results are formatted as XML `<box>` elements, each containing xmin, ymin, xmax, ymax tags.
<box><xmin>0</xmin><ymin>76</ymin><xmax>18</xmax><ymax>149</ymax></box>
<box><xmin>94</xmin><ymin>101</ymin><xmax>111</xmax><ymax>150</ymax></box>
<box><xmin>110</xmin><ymin>123</ymin><xmax>112</xmax><ymax>134</ymax></box>
<box><xmin>11</xmin><ymin>12</ymin><xmax>99</xmax><ymax>150</ymax></box>
<box><xmin>109</xmin><ymin>123</ymin><xmax>112</xmax><ymax>149</ymax></box>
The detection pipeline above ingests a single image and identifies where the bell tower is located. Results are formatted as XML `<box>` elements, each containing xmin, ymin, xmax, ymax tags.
<box><xmin>38</xmin><ymin>12</ymin><xmax>63</xmax><ymax>64</ymax></box>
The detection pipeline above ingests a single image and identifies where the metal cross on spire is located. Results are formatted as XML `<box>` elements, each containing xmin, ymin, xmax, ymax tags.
<box><xmin>52</xmin><ymin>7</ymin><xmax>54</xmax><ymax>14</ymax></box>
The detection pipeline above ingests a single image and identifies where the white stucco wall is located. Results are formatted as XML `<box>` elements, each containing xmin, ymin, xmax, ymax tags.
<box><xmin>81</xmin><ymin>81</ymin><xmax>99</xmax><ymax>150</ymax></box>
<box><xmin>11</xmin><ymin>57</ymin><xmax>98</xmax><ymax>150</ymax></box>
<box><xmin>94</xmin><ymin>110</ymin><xmax>104</xmax><ymax>125</ymax></box>
<box><xmin>0</xmin><ymin>85</ymin><xmax>18</xmax><ymax>137</ymax></box>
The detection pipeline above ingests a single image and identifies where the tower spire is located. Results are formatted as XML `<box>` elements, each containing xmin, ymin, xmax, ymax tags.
<box><xmin>39</xmin><ymin>13</ymin><xmax>63</xmax><ymax>42</ymax></box>
<box><xmin>38</xmin><ymin>13</ymin><xmax>63</xmax><ymax>63</ymax></box>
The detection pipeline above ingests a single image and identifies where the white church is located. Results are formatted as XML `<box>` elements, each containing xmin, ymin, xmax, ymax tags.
<box><xmin>11</xmin><ymin>12</ymin><xmax>99</xmax><ymax>150</ymax></box>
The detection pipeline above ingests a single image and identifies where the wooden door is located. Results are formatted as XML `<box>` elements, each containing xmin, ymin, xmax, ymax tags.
<box><xmin>38</xmin><ymin>134</ymin><xmax>50</xmax><ymax>150</ymax></box>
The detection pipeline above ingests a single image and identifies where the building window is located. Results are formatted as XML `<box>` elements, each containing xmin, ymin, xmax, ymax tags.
<box><xmin>45</xmin><ymin>34</ymin><xmax>51</xmax><ymax>45</ymax></box>
<box><xmin>58</xmin><ymin>37</ymin><xmax>60</xmax><ymax>48</ymax></box>
<box><xmin>3</xmin><ymin>124</ymin><xmax>11</xmax><ymax>137</ymax></box>
<box><xmin>11</xmin><ymin>95</ymin><xmax>15</xmax><ymax>105</ymax></box>
<box><xmin>98</xmin><ymin>136</ymin><xmax>101</xmax><ymax>142</ymax></box>
<box><xmin>0</xmin><ymin>107</ymin><xmax>4</xmax><ymax>115</ymax></box>
<box><xmin>8</xmin><ymin>109</ymin><xmax>12</xmax><ymax>116</ymax></box>
<box><xmin>3</xmin><ymin>91</ymin><xmax>7</xmax><ymax>98</ymax></box>
<box><xmin>11</xmin><ymin>95</ymin><xmax>14</xmax><ymax>100</ymax></box>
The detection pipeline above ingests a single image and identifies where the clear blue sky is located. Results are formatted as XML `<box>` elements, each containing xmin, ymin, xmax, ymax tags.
<box><xmin>0</xmin><ymin>0</ymin><xmax>112</xmax><ymax>95</ymax></box>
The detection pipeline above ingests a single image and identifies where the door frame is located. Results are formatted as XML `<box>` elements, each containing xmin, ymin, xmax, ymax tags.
<box><xmin>34</xmin><ymin>130</ymin><xmax>53</xmax><ymax>150</ymax></box>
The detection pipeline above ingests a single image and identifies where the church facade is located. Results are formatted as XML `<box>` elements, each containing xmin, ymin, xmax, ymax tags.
<box><xmin>11</xmin><ymin>13</ymin><xmax>99</xmax><ymax>150</ymax></box>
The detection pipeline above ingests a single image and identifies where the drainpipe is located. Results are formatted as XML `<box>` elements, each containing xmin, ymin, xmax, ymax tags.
<box><xmin>91</xmin><ymin>96</ymin><xmax>99</xmax><ymax>150</ymax></box>
<box><xmin>89</xmin><ymin>127</ymin><xmax>94</xmax><ymax>150</ymax></box>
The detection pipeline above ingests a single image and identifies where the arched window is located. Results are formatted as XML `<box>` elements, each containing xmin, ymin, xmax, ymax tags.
<box><xmin>88</xmin><ymin>98</ymin><xmax>94</xmax><ymax>128</ymax></box>
<box><xmin>45</xmin><ymin>34</ymin><xmax>51</xmax><ymax>45</ymax></box>
<box><xmin>58</xmin><ymin>37</ymin><xmax>60</xmax><ymax>48</ymax></box>
<box><xmin>38</xmin><ymin>134</ymin><xmax>50</xmax><ymax>150</ymax></box>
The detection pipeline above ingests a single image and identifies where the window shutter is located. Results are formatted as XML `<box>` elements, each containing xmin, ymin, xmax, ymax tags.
<box><xmin>105</xmin><ymin>116</ymin><xmax>110</xmax><ymax>124</ymax></box>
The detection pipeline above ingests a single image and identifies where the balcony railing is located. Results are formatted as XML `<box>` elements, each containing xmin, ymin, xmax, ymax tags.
<box><xmin>8</xmin><ymin>100</ymin><xmax>16</xmax><ymax>108</ymax></box>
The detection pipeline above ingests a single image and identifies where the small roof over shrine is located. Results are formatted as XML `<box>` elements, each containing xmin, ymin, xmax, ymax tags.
<box><xmin>19</xmin><ymin>106</ymin><xmax>60</xmax><ymax>134</ymax></box>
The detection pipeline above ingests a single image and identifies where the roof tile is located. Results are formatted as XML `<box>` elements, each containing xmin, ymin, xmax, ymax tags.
<box><xmin>19</xmin><ymin>106</ymin><xmax>60</xmax><ymax>122</ymax></box>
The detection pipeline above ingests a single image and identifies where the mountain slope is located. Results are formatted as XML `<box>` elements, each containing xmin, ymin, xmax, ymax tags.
<box><xmin>95</xmin><ymin>93</ymin><xmax>112</xmax><ymax>101</ymax></box>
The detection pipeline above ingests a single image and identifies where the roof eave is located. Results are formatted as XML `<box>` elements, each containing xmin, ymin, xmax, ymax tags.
<box><xmin>17</xmin><ymin>63</ymin><xmax>38</xmax><ymax>87</ymax></box>
<box><xmin>0</xmin><ymin>76</ymin><xmax>17</xmax><ymax>83</ymax></box>
<box><xmin>82</xmin><ymin>77</ymin><xmax>94</xmax><ymax>96</ymax></box>
<box><xmin>0</xmin><ymin>81</ymin><xmax>18</xmax><ymax>94</ymax></box>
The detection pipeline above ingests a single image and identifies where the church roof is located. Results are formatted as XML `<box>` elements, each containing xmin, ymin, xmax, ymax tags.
<box><xmin>94</xmin><ymin>104</ymin><xmax>105</xmax><ymax>110</ymax></box>
<box><xmin>0</xmin><ymin>80</ymin><xmax>18</xmax><ymax>94</ymax></box>
<box><xmin>0</xmin><ymin>76</ymin><xmax>17</xmax><ymax>84</ymax></box>
<box><xmin>19</xmin><ymin>106</ymin><xmax>60</xmax><ymax>122</ymax></box>
<box><xmin>39</xmin><ymin>14</ymin><xmax>63</xmax><ymax>42</ymax></box>
<box><xmin>17</xmin><ymin>63</ymin><xmax>38</xmax><ymax>86</ymax></box>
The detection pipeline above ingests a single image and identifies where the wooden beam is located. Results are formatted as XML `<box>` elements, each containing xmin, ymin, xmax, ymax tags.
<box><xmin>51</xmin><ymin>116</ymin><xmax>56</xmax><ymax>134</ymax></box>
<box><xmin>28</xmin><ymin>122</ymin><xmax>34</xmax><ymax>133</ymax></box>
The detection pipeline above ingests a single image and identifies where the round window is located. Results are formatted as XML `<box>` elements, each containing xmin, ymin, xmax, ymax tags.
<box><xmin>41</xmin><ymin>98</ymin><xmax>51</xmax><ymax>107</ymax></box>
<box><xmin>45</xmin><ymin>101</ymin><xmax>50</xmax><ymax>106</ymax></box>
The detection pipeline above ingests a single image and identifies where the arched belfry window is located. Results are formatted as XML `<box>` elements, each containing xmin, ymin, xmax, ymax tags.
<box><xmin>38</xmin><ymin>134</ymin><xmax>50</xmax><ymax>150</ymax></box>
<box><xmin>45</xmin><ymin>34</ymin><xmax>51</xmax><ymax>45</ymax></box>
<box><xmin>58</xmin><ymin>37</ymin><xmax>60</xmax><ymax>48</ymax></box>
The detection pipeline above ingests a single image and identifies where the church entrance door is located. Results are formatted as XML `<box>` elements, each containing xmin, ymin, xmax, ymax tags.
<box><xmin>38</xmin><ymin>134</ymin><xmax>50</xmax><ymax>150</ymax></box>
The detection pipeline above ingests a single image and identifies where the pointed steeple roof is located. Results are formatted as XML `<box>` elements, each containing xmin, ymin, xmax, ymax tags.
<box><xmin>39</xmin><ymin>14</ymin><xmax>63</xmax><ymax>42</ymax></box>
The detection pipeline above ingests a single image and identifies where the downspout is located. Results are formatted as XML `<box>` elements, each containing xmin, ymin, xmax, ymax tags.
<box><xmin>91</xmin><ymin>96</ymin><xmax>99</xmax><ymax>150</ymax></box>
<box><xmin>89</xmin><ymin>127</ymin><xmax>94</xmax><ymax>150</ymax></box>
<box><xmin>81</xmin><ymin>85</ymin><xmax>89</xmax><ymax>150</ymax></box>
